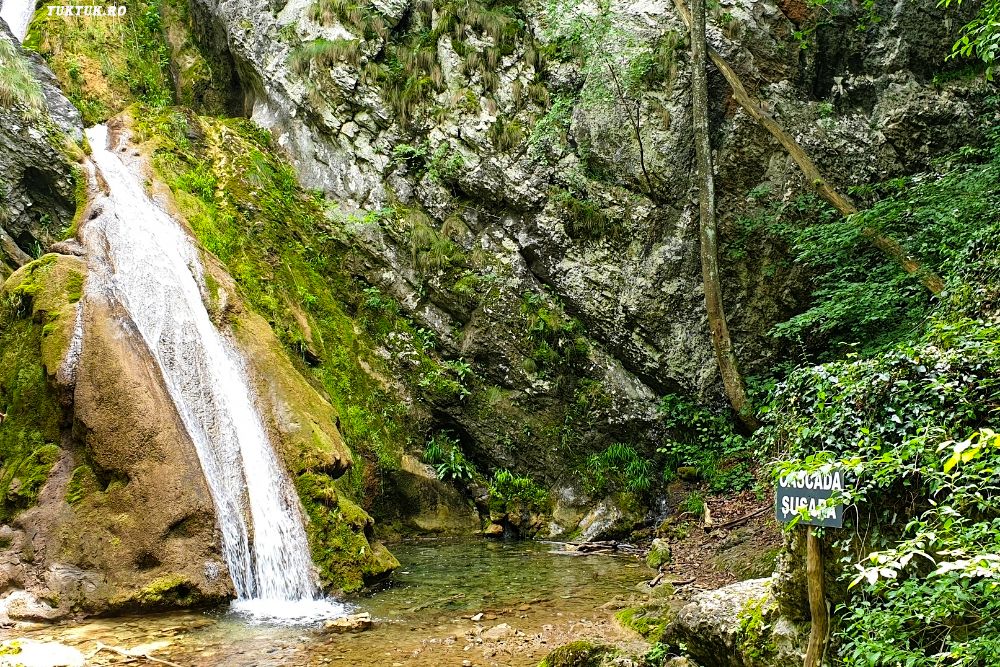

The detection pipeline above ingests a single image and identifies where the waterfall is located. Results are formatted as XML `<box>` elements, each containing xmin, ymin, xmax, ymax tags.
<box><xmin>1</xmin><ymin>0</ymin><xmax>33</xmax><ymax>42</ymax></box>
<box><xmin>81</xmin><ymin>125</ymin><xmax>345</xmax><ymax>623</ymax></box>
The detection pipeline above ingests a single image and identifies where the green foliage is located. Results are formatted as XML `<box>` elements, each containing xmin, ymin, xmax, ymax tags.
<box><xmin>552</xmin><ymin>188</ymin><xmax>615</xmax><ymax>241</ymax></box>
<box><xmin>773</xmin><ymin>141</ymin><xmax>1000</xmax><ymax>356</ymax></box>
<box><xmin>642</xmin><ymin>643</ymin><xmax>671</xmax><ymax>667</ymax></box>
<box><xmin>520</xmin><ymin>291</ymin><xmax>589</xmax><ymax>377</ymax></box>
<box><xmin>422</xmin><ymin>432</ymin><xmax>475</xmax><ymax>481</ymax></box>
<box><xmin>408</xmin><ymin>210</ymin><xmax>465</xmax><ymax>274</ymax></box>
<box><xmin>290</xmin><ymin>38</ymin><xmax>362</xmax><ymax>73</ymax></box>
<box><xmin>297</xmin><ymin>0</ymin><xmax>537</xmax><ymax>128</ymax></box>
<box><xmin>487</xmin><ymin>469</ymin><xmax>549</xmax><ymax>514</ymax></box>
<box><xmin>585</xmin><ymin>443</ymin><xmax>653</xmax><ymax>497</ymax></box>
<box><xmin>28</xmin><ymin>0</ymin><xmax>173</xmax><ymax>123</ymax></box>
<box><xmin>418</xmin><ymin>358</ymin><xmax>474</xmax><ymax>401</ymax></box>
<box><xmin>0</xmin><ymin>37</ymin><xmax>45</xmax><ymax>116</ymax></box>
<box><xmin>678</xmin><ymin>491</ymin><xmax>705</xmax><ymax>516</ymax></box>
<box><xmin>656</xmin><ymin>394</ymin><xmax>756</xmax><ymax>493</ymax></box>
<box><xmin>760</xmin><ymin>172</ymin><xmax>1000</xmax><ymax>667</ymax></box>
<box><xmin>528</xmin><ymin>94</ymin><xmax>574</xmax><ymax>163</ymax></box>
<box><xmin>941</xmin><ymin>0</ymin><xmax>1000</xmax><ymax>79</ymax></box>
<box><xmin>488</xmin><ymin>117</ymin><xmax>524</xmax><ymax>152</ymax></box>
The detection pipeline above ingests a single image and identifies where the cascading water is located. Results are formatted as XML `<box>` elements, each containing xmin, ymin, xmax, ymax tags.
<box><xmin>0</xmin><ymin>0</ymin><xmax>34</xmax><ymax>42</ymax></box>
<box><xmin>81</xmin><ymin>124</ymin><xmax>345</xmax><ymax>623</ymax></box>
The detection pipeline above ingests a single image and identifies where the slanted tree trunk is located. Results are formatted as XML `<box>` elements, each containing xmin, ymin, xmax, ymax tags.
<box><xmin>1</xmin><ymin>226</ymin><xmax>32</xmax><ymax>268</ymax></box>
<box><xmin>672</xmin><ymin>0</ymin><xmax>944</xmax><ymax>295</ymax></box>
<box><xmin>689</xmin><ymin>0</ymin><xmax>759</xmax><ymax>431</ymax></box>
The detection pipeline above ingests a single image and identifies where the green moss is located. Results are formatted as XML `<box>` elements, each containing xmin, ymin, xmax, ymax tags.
<box><xmin>0</xmin><ymin>261</ymin><xmax>73</xmax><ymax>521</ymax></box>
<box><xmin>108</xmin><ymin>575</ymin><xmax>206</xmax><ymax>609</ymax></box>
<box><xmin>64</xmin><ymin>164</ymin><xmax>89</xmax><ymax>239</ymax></box>
<box><xmin>737</xmin><ymin>595</ymin><xmax>778</xmax><ymax>662</ymax></box>
<box><xmin>64</xmin><ymin>271</ymin><xmax>84</xmax><ymax>303</ymax></box>
<box><xmin>538</xmin><ymin>640</ymin><xmax>610</xmax><ymax>667</ymax></box>
<box><xmin>295</xmin><ymin>472</ymin><xmax>398</xmax><ymax>592</ymax></box>
<box><xmin>615</xmin><ymin>605</ymin><xmax>672</xmax><ymax>644</ymax></box>
<box><xmin>65</xmin><ymin>465</ymin><xmax>99</xmax><ymax>505</ymax></box>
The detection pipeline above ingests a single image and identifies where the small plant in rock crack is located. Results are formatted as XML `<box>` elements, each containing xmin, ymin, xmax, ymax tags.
<box><xmin>423</xmin><ymin>432</ymin><xmax>475</xmax><ymax>481</ymax></box>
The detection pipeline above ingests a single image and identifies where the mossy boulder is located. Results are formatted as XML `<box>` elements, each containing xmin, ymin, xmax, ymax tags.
<box><xmin>0</xmin><ymin>255</ymin><xmax>83</xmax><ymax>522</ymax></box>
<box><xmin>661</xmin><ymin>578</ymin><xmax>807</xmax><ymax>667</ymax></box>
<box><xmin>376</xmin><ymin>454</ymin><xmax>481</xmax><ymax>536</ymax></box>
<box><xmin>615</xmin><ymin>603</ymin><xmax>678</xmax><ymax>644</ymax></box>
<box><xmin>295</xmin><ymin>473</ymin><xmax>399</xmax><ymax>593</ymax></box>
<box><xmin>46</xmin><ymin>293</ymin><xmax>233</xmax><ymax>612</ymax></box>
<box><xmin>539</xmin><ymin>641</ymin><xmax>612</xmax><ymax>667</ymax></box>
<box><xmin>646</xmin><ymin>538</ymin><xmax>672</xmax><ymax>569</ymax></box>
<box><xmin>2</xmin><ymin>253</ymin><xmax>232</xmax><ymax>615</ymax></box>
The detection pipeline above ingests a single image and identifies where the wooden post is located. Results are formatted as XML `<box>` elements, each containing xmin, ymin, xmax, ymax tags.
<box><xmin>804</xmin><ymin>526</ymin><xmax>828</xmax><ymax>667</ymax></box>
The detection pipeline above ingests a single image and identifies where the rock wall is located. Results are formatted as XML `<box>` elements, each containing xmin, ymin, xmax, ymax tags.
<box><xmin>0</xmin><ymin>21</ymin><xmax>81</xmax><ymax>278</ymax></box>
<box><xmin>182</xmin><ymin>0</ymin><xmax>988</xmax><ymax>509</ymax></box>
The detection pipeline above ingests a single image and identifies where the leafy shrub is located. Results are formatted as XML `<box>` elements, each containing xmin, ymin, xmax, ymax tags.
<box><xmin>772</xmin><ymin>142</ymin><xmax>1000</xmax><ymax>356</ymax></box>
<box><xmin>585</xmin><ymin>443</ymin><xmax>653</xmax><ymax>497</ymax></box>
<box><xmin>487</xmin><ymin>469</ymin><xmax>550</xmax><ymax>514</ymax></box>
<box><xmin>418</xmin><ymin>358</ymin><xmax>473</xmax><ymax>402</ymax></box>
<box><xmin>423</xmin><ymin>432</ymin><xmax>475</xmax><ymax>481</ymax></box>
<box><xmin>754</xmin><ymin>123</ymin><xmax>1000</xmax><ymax>662</ymax></box>
<box><xmin>678</xmin><ymin>491</ymin><xmax>705</xmax><ymax>517</ymax></box>
<box><xmin>656</xmin><ymin>394</ymin><xmax>756</xmax><ymax>493</ymax></box>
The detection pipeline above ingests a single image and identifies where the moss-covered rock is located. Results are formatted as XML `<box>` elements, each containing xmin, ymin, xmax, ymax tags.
<box><xmin>295</xmin><ymin>473</ymin><xmax>398</xmax><ymax>593</ymax></box>
<box><xmin>0</xmin><ymin>255</ymin><xmax>83</xmax><ymax>522</ymax></box>
<box><xmin>376</xmin><ymin>455</ymin><xmax>481</xmax><ymax>537</ymax></box>
<box><xmin>538</xmin><ymin>640</ymin><xmax>612</xmax><ymax>667</ymax></box>
<box><xmin>615</xmin><ymin>603</ymin><xmax>677</xmax><ymax>644</ymax></box>
<box><xmin>661</xmin><ymin>578</ymin><xmax>807</xmax><ymax>667</ymax></box>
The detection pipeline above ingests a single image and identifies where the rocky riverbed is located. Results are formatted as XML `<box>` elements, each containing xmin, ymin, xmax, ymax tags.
<box><xmin>2</xmin><ymin>538</ymin><xmax>656</xmax><ymax>667</ymax></box>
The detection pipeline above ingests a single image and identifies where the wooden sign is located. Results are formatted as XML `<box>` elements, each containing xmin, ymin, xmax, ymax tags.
<box><xmin>775</xmin><ymin>470</ymin><xmax>844</xmax><ymax>528</ymax></box>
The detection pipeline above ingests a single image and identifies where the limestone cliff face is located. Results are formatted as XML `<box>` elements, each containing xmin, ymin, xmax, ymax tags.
<box><xmin>0</xmin><ymin>21</ymin><xmax>81</xmax><ymax>278</ymax></box>
<box><xmin>186</xmin><ymin>0</ymin><xmax>986</xmax><ymax>488</ymax></box>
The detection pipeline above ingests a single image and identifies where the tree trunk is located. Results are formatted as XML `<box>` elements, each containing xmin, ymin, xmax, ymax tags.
<box><xmin>688</xmin><ymin>0</ymin><xmax>759</xmax><ymax>431</ymax></box>
<box><xmin>671</xmin><ymin>0</ymin><xmax>945</xmax><ymax>295</ymax></box>
<box><xmin>1</xmin><ymin>226</ymin><xmax>32</xmax><ymax>268</ymax></box>
<box><xmin>804</xmin><ymin>527</ymin><xmax>829</xmax><ymax>667</ymax></box>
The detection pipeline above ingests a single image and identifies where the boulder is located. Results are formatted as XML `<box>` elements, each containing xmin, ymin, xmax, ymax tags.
<box><xmin>646</xmin><ymin>538</ymin><xmax>672</xmax><ymax>569</ymax></box>
<box><xmin>663</xmin><ymin>577</ymin><xmax>807</xmax><ymax>667</ymax></box>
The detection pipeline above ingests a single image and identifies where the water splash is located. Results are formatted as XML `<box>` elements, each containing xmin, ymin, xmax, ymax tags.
<box><xmin>1</xmin><ymin>0</ymin><xmax>34</xmax><ymax>42</ymax></box>
<box><xmin>81</xmin><ymin>124</ymin><xmax>345</xmax><ymax>624</ymax></box>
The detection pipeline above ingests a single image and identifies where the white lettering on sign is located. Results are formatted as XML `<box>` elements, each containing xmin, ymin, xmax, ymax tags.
<box><xmin>779</xmin><ymin>495</ymin><xmax>838</xmax><ymax>520</ymax></box>
<box><xmin>775</xmin><ymin>468</ymin><xmax>846</xmax><ymax>527</ymax></box>
<box><xmin>777</xmin><ymin>471</ymin><xmax>843</xmax><ymax>491</ymax></box>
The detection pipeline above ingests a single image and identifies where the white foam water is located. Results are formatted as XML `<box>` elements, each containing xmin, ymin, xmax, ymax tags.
<box><xmin>1</xmin><ymin>0</ymin><xmax>34</xmax><ymax>42</ymax></box>
<box><xmin>81</xmin><ymin>124</ymin><xmax>346</xmax><ymax>624</ymax></box>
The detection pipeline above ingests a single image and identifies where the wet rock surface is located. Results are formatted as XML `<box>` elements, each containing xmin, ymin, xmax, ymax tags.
<box><xmin>0</xmin><ymin>22</ymin><xmax>81</xmax><ymax>277</ymax></box>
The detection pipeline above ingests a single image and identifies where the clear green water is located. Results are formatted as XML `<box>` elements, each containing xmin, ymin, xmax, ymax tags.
<box><xmin>13</xmin><ymin>538</ymin><xmax>654</xmax><ymax>666</ymax></box>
